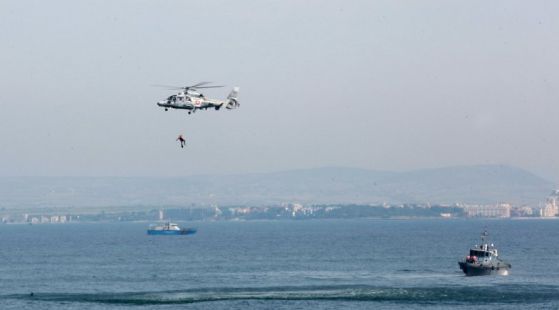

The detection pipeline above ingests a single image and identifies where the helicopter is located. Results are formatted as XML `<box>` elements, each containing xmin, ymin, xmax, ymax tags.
<box><xmin>156</xmin><ymin>82</ymin><xmax>239</xmax><ymax>114</ymax></box>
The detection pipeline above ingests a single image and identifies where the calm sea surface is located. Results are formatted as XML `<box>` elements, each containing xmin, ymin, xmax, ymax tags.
<box><xmin>1</xmin><ymin>219</ymin><xmax>558</xmax><ymax>309</ymax></box>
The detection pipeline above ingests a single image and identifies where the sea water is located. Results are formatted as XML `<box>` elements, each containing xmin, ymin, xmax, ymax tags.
<box><xmin>0</xmin><ymin>219</ymin><xmax>558</xmax><ymax>309</ymax></box>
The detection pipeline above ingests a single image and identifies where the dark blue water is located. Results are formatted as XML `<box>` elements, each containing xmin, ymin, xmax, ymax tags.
<box><xmin>1</xmin><ymin>219</ymin><xmax>558</xmax><ymax>309</ymax></box>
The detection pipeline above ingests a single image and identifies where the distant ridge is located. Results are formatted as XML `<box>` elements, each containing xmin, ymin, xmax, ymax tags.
<box><xmin>0</xmin><ymin>165</ymin><xmax>554</xmax><ymax>210</ymax></box>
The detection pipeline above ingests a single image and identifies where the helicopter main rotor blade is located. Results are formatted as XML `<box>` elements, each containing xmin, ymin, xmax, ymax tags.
<box><xmin>189</xmin><ymin>81</ymin><xmax>212</xmax><ymax>88</ymax></box>
<box><xmin>193</xmin><ymin>85</ymin><xmax>225</xmax><ymax>89</ymax></box>
<box><xmin>152</xmin><ymin>83</ymin><xmax>210</xmax><ymax>89</ymax></box>
<box><xmin>152</xmin><ymin>82</ymin><xmax>225</xmax><ymax>90</ymax></box>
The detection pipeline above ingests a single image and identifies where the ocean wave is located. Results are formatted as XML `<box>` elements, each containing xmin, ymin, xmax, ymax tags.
<box><xmin>7</xmin><ymin>284</ymin><xmax>559</xmax><ymax>305</ymax></box>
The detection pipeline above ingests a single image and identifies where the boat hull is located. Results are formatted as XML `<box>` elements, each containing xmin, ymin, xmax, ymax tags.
<box><xmin>458</xmin><ymin>261</ymin><xmax>510</xmax><ymax>276</ymax></box>
<box><xmin>147</xmin><ymin>228</ymin><xmax>196</xmax><ymax>235</ymax></box>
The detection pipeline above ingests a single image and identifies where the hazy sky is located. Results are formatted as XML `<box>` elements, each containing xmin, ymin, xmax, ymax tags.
<box><xmin>1</xmin><ymin>0</ymin><xmax>558</xmax><ymax>181</ymax></box>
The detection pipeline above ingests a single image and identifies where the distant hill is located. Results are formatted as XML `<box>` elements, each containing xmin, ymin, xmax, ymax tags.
<box><xmin>0</xmin><ymin>165</ymin><xmax>554</xmax><ymax>210</ymax></box>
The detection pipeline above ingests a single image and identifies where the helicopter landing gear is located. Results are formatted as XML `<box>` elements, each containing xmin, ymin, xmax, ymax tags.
<box><xmin>164</xmin><ymin>108</ymin><xmax>168</xmax><ymax>111</ymax></box>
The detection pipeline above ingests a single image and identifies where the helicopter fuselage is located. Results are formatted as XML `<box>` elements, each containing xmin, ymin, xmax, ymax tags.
<box><xmin>157</xmin><ymin>97</ymin><xmax>225</xmax><ymax>111</ymax></box>
<box><xmin>156</xmin><ymin>86</ymin><xmax>239</xmax><ymax>114</ymax></box>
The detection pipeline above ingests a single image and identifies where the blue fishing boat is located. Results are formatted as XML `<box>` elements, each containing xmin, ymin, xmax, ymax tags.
<box><xmin>147</xmin><ymin>222</ymin><xmax>196</xmax><ymax>235</ymax></box>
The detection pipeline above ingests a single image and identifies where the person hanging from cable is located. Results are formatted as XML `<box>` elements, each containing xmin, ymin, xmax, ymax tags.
<box><xmin>176</xmin><ymin>134</ymin><xmax>186</xmax><ymax>148</ymax></box>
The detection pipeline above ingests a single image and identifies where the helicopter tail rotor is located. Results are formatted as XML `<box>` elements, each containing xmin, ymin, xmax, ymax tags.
<box><xmin>225</xmin><ymin>87</ymin><xmax>240</xmax><ymax>109</ymax></box>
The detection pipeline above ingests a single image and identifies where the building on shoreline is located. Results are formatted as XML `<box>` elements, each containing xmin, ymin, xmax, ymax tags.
<box><xmin>461</xmin><ymin>203</ymin><xmax>511</xmax><ymax>218</ymax></box>
<box><xmin>539</xmin><ymin>190</ymin><xmax>559</xmax><ymax>217</ymax></box>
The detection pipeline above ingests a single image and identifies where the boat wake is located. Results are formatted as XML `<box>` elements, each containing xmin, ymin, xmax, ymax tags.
<box><xmin>7</xmin><ymin>284</ymin><xmax>559</xmax><ymax>305</ymax></box>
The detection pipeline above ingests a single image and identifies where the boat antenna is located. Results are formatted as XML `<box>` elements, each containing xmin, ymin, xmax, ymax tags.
<box><xmin>481</xmin><ymin>228</ymin><xmax>489</xmax><ymax>243</ymax></box>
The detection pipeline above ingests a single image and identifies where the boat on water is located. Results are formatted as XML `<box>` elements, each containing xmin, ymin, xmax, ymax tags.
<box><xmin>147</xmin><ymin>222</ymin><xmax>196</xmax><ymax>235</ymax></box>
<box><xmin>458</xmin><ymin>230</ymin><xmax>511</xmax><ymax>276</ymax></box>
